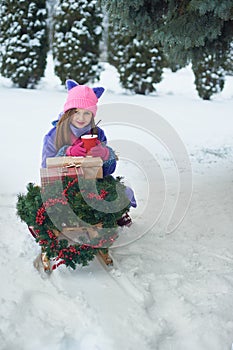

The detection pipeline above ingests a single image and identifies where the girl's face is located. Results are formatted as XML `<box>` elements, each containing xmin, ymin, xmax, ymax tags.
<box><xmin>70</xmin><ymin>109</ymin><xmax>93</xmax><ymax>128</ymax></box>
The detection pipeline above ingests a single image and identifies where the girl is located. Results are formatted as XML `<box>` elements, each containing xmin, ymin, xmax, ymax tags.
<box><xmin>42</xmin><ymin>79</ymin><xmax>116</xmax><ymax>177</ymax></box>
<box><xmin>41</xmin><ymin>79</ymin><xmax>136</xmax><ymax>225</ymax></box>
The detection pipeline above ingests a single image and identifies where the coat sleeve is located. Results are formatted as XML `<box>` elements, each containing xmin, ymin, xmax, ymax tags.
<box><xmin>41</xmin><ymin>127</ymin><xmax>57</xmax><ymax>168</ymax></box>
<box><xmin>97</xmin><ymin>127</ymin><xmax>117</xmax><ymax>176</ymax></box>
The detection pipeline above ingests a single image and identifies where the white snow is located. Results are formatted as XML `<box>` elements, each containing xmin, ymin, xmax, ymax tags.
<box><xmin>1</xmin><ymin>56</ymin><xmax>233</xmax><ymax>350</ymax></box>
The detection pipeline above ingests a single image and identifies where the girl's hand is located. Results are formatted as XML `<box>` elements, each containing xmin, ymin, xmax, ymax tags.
<box><xmin>89</xmin><ymin>143</ymin><xmax>109</xmax><ymax>160</ymax></box>
<box><xmin>66</xmin><ymin>141</ymin><xmax>87</xmax><ymax>157</ymax></box>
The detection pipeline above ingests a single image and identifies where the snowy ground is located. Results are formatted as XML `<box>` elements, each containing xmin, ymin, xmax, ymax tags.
<box><xmin>1</xmin><ymin>56</ymin><xmax>233</xmax><ymax>350</ymax></box>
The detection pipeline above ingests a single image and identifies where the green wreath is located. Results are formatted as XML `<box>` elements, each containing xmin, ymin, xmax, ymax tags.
<box><xmin>16</xmin><ymin>176</ymin><xmax>130</xmax><ymax>270</ymax></box>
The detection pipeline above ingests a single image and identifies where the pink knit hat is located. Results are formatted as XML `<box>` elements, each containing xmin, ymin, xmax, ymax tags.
<box><xmin>63</xmin><ymin>79</ymin><xmax>105</xmax><ymax>116</ymax></box>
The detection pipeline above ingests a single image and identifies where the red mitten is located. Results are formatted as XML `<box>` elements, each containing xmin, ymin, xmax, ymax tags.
<box><xmin>89</xmin><ymin>143</ymin><xmax>109</xmax><ymax>160</ymax></box>
<box><xmin>66</xmin><ymin>141</ymin><xmax>86</xmax><ymax>157</ymax></box>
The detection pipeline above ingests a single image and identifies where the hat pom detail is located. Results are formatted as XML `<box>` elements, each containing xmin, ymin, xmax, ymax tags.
<box><xmin>93</xmin><ymin>87</ymin><xmax>105</xmax><ymax>99</ymax></box>
<box><xmin>66</xmin><ymin>79</ymin><xmax>79</xmax><ymax>91</ymax></box>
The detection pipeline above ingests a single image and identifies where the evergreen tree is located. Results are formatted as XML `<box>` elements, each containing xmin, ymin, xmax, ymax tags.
<box><xmin>52</xmin><ymin>0</ymin><xmax>103</xmax><ymax>85</ymax></box>
<box><xmin>192</xmin><ymin>51</ymin><xmax>226</xmax><ymax>100</ymax></box>
<box><xmin>108</xmin><ymin>23</ymin><xmax>167</xmax><ymax>94</ymax></box>
<box><xmin>224</xmin><ymin>42</ymin><xmax>233</xmax><ymax>76</ymax></box>
<box><xmin>0</xmin><ymin>0</ymin><xmax>48</xmax><ymax>88</ymax></box>
<box><xmin>101</xmin><ymin>0</ymin><xmax>233</xmax><ymax>64</ymax></box>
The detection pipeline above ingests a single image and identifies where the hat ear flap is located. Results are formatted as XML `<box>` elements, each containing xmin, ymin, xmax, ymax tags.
<box><xmin>93</xmin><ymin>87</ymin><xmax>105</xmax><ymax>99</ymax></box>
<box><xmin>66</xmin><ymin>79</ymin><xmax>79</xmax><ymax>91</ymax></box>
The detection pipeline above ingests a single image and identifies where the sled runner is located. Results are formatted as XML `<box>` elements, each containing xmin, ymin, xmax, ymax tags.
<box><xmin>97</xmin><ymin>250</ymin><xmax>113</xmax><ymax>266</ymax></box>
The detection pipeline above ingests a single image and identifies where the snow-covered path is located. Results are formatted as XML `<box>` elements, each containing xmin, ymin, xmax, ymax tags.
<box><xmin>1</xmin><ymin>62</ymin><xmax>233</xmax><ymax>349</ymax></box>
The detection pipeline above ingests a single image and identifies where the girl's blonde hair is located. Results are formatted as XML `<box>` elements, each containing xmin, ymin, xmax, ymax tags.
<box><xmin>55</xmin><ymin>109</ymin><xmax>97</xmax><ymax>150</ymax></box>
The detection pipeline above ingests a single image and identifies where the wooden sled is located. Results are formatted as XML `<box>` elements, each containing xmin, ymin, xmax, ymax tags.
<box><xmin>28</xmin><ymin>225</ymin><xmax>113</xmax><ymax>272</ymax></box>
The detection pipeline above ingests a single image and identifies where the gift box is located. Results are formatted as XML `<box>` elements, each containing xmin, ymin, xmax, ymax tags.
<box><xmin>40</xmin><ymin>156</ymin><xmax>103</xmax><ymax>187</ymax></box>
<box><xmin>47</xmin><ymin>156</ymin><xmax>103</xmax><ymax>179</ymax></box>
<box><xmin>46</xmin><ymin>156</ymin><xmax>102</xmax><ymax>169</ymax></box>
<box><xmin>40</xmin><ymin>166</ymin><xmax>82</xmax><ymax>187</ymax></box>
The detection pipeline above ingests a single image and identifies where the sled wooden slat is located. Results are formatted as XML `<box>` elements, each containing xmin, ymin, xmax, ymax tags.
<box><xmin>97</xmin><ymin>250</ymin><xmax>113</xmax><ymax>266</ymax></box>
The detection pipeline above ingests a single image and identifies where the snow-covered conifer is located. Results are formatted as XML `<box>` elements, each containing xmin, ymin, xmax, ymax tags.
<box><xmin>52</xmin><ymin>0</ymin><xmax>103</xmax><ymax>85</ymax></box>
<box><xmin>192</xmin><ymin>52</ymin><xmax>225</xmax><ymax>100</ymax></box>
<box><xmin>0</xmin><ymin>0</ymin><xmax>48</xmax><ymax>88</ymax></box>
<box><xmin>108</xmin><ymin>23</ymin><xmax>167</xmax><ymax>94</ymax></box>
<box><xmin>224</xmin><ymin>42</ymin><xmax>233</xmax><ymax>76</ymax></box>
